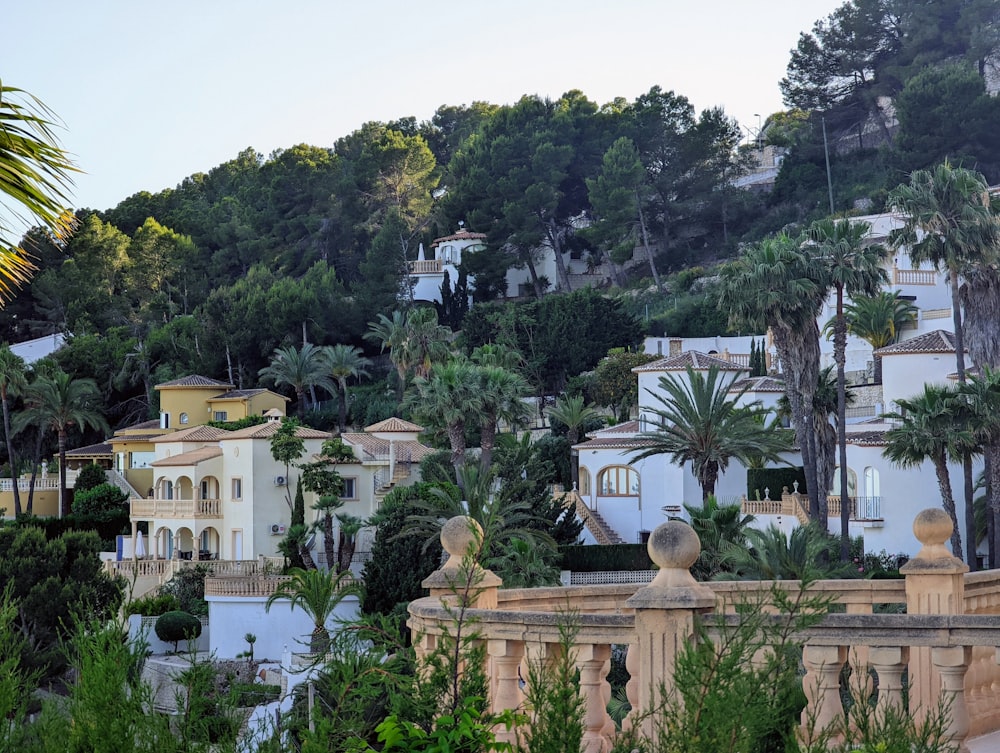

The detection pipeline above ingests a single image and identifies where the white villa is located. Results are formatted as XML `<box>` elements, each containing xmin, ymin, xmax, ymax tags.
<box><xmin>575</xmin><ymin>211</ymin><xmax>982</xmax><ymax>560</ymax></box>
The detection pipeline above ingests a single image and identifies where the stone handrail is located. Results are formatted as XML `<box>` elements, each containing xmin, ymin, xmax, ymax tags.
<box><xmin>410</xmin><ymin>510</ymin><xmax>1000</xmax><ymax>750</ymax></box>
<box><xmin>0</xmin><ymin>469</ymin><xmax>78</xmax><ymax>492</ymax></box>
<box><xmin>893</xmin><ymin>268</ymin><xmax>937</xmax><ymax>285</ymax></box>
<box><xmin>560</xmin><ymin>489</ymin><xmax>623</xmax><ymax>545</ymax></box>
<box><xmin>408</xmin><ymin>259</ymin><xmax>443</xmax><ymax>274</ymax></box>
<box><xmin>130</xmin><ymin>497</ymin><xmax>223</xmax><ymax>518</ymax></box>
<box><xmin>204</xmin><ymin>575</ymin><xmax>292</xmax><ymax>597</ymax></box>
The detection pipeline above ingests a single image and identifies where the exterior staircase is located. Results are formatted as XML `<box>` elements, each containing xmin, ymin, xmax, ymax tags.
<box><xmin>373</xmin><ymin>463</ymin><xmax>411</xmax><ymax>507</ymax></box>
<box><xmin>560</xmin><ymin>489</ymin><xmax>625</xmax><ymax>545</ymax></box>
<box><xmin>107</xmin><ymin>469</ymin><xmax>145</xmax><ymax>500</ymax></box>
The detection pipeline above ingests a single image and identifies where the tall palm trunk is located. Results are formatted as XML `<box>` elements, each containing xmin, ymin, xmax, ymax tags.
<box><xmin>479</xmin><ymin>415</ymin><xmax>497</xmax><ymax>473</ymax></box>
<box><xmin>1</xmin><ymin>388</ymin><xmax>20</xmax><ymax>516</ymax></box>
<box><xmin>322</xmin><ymin>513</ymin><xmax>336</xmax><ymax>572</ymax></box>
<box><xmin>447</xmin><ymin>421</ymin><xmax>467</xmax><ymax>487</ymax></box>
<box><xmin>932</xmin><ymin>453</ymin><xmax>963</xmax><ymax>560</ymax></box>
<box><xmin>949</xmin><ymin>269</ymin><xmax>976</xmax><ymax>569</ymax></box>
<box><xmin>338</xmin><ymin>381</ymin><xmax>348</xmax><ymax>433</ymax></box>
<box><xmin>834</xmin><ymin>284</ymin><xmax>851</xmax><ymax>560</ymax></box>
<box><xmin>700</xmin><ymin>462</ymin><xmax>719</xmax><ymax>502</ymax></box>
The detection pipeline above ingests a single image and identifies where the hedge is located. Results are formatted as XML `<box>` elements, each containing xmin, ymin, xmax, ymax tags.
<box><xmin>558</xmin><ymin>543</ymin><xmax>653</xmax><ymax>572</ymax></box>
<box><xmin>746</xmin><ymin>467</ymin><xmax>806</xmax><ymax>500</ymax></box>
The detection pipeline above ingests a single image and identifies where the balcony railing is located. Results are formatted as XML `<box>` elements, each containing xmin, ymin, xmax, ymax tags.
<box><xmin>408</xmin><ymin>259</ymin><xmax>443</xmax><ymax>274</ymax></box>
<box><xmin>130</xmin><ymin>497</ymin><xmax>223</xmax><ymax>519</ymax></box>
<box><xmin>409</xmin><ymin>512</ymin><xmax>1000</xmax><ymax>750</ymax></box>
<box><xmin>892</xmin><ymin>268</ymin><xmax>937</xmax><ymax>285</ymax></box>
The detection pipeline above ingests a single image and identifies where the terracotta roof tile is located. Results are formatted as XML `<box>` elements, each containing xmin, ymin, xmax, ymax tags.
<box><xmin>729</xmin><ymin>376</ymin><xmax>786</xmax><ymax>393</ymax></box>
<box><xmin>633</xmin><ymin>351</ymin><xmax>749</xmax><ymax>373</ymax></box>
<box><xmin>573</xmin><ymin>436</ymin><xmax>656</xmax><ymax>450</ymax></box>
<box><xmin>154</xmin><ymin>425</ymin><xmax>231</xmax><ymax>443</ymax></box>
<box><xmin>845</xmin><ymin>430</ymin><xmax>888</xmax><ymax>447</ymax></box>
<box><xmin>66</xmin><ymin>441</ymin><xmax>113</xmax><ymax>456</ymax></box>
<box><xmin>225</xmin><ymin>422</ymin><xmax>330</xmax><ymax>440</ymax></box>
<box><xmin>152</xmin><ymin>447</ymin><xmax>223</xmax><ymax>466</ymax></box>
<box><xmin>211</xmin><ymin>388</ymin><xmax>285</xmax><ymax>401</ymax></box>
<box><xmin>364</xmin><ymin>417</ymin><xmax>424</xmax><ymax>433</ymax></box>
<box><xmin>340</xmin><ymin>432</ymin><xmax>434</xmax><ymax>461</ymax></box>
<box><xmin>874</xmin><ymin>330</ymin><xmax>959</xmax><ymax>356</ymax></box>
<box><xmin>431</xmin><ymin>230</ymin><xmax>487</xmax><ymax>246</ymax></box>
<box><xmin>156</xmin><ymin>374</ymin><xmax>234</xmax><ymax>389</ymax></box>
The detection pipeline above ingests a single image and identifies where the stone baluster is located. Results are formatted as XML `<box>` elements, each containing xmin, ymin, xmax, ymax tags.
<box><xmin>575</xmin><ymin>642</ymin><xmax>612</xmax><ymax>753</ymax></box>
<box><xmin>488</xmin><ymin>639</ymin><xmax>525</xmax><ymax>746</ymax></box>
<box><xmin>901</xmin><ymin>508</ymin><xmax>968</xmax><ymax>720</ymax></box>
<box><xmin>624</xmin><ymin>520</ymin><xmax>715</xmax><ymax>740</ymax></box>
<box><xmin>932</xmin><ymin>646</ymin><xmax>971</xmax><ymax>753</ymax></box>
<box><xmin>869</xmin><ymin>645</ymin><xmax>908</xmax><ymax>723</ymax></box>
<box><xmin>623</xmin><ymin>641</ymin><xmax>640</xmax><ymax>732</ymax></box>
<box><xmin>801</xmin><ymin>644</ymin><xmax>847</xmax><ymax>743</ymax></box>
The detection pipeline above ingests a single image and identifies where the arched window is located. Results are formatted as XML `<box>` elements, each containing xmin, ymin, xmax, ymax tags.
<box><xmin>162</xmin><ymin>480</ymin><xmax>174</xmax><ymax>500</ymax></box>
<box><xmin>597</xmin><ymin>466</ymin><xmax>639</xmax><ymax>496</ymax></box>
<box><xmin>578</xmin><ymin>467</ymin><xmax>591</xmax><ymax>496</ymax></box>
<box><xmin>179</xmin><ymin>412</ymin><xmax>189</xmax><ymax>425</ymax></box>
<box><xmin>830</xmin><ymin>467</ymin><xmax>857</xmax><ymax>497</ymax></box>
<box><xmin>863</xmin><ymin>467</ymin><xmax>880</xmax><ymax>498</ymax></box>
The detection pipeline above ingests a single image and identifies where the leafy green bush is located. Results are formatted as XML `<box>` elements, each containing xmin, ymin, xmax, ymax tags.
<box><xmin>159</xmin><ymin>565</ymin><xmax>210</xmax><ymax>616</ymax></box>
<box><xmin>154</xmin><ymin>611</ymin><xmax>202</xmax><ymax>652</ymax></box>
<box><xmin>74</xmin><ymin>463</ymin><xmax>108</xmax><ymax>492</ymax></box>
<box><xmin>559</xmin><ymin>543</ymin><xmax>653</xmax><ymax>572</ymax></box>
<box><xmin>125</xmin><ymin>593</ymin><xmax>180</xmax><ymax>617</ymax></box>
<box><xmin>71</xmin><ymin>483</ymin><xmax>128</xmax><ymax>516</ymax></box>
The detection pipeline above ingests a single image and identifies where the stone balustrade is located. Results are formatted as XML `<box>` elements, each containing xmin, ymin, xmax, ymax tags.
<box><xmin>409</xmin><ymin>508</ymin><xmax>1000</xmax><ymax>751</ymax></box>
<box><xmin>204</xmin><ymin>575</ymin><xmax>291</xmax><ymax>597</ymax></box>
<box><xmin>130</xmin><ymin>497</ymin><xmax>223</xmax><ymax>519</ymax></box>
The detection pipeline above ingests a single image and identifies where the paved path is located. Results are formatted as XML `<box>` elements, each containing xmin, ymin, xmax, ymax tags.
<box><xmin>969</xmin><ymin>730</ymin><xmax>1000</xmax><ymax>752</ymax></box>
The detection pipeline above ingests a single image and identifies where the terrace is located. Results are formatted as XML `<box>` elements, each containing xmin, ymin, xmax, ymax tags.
<box><xmin>408</xmin><ymin>509</ymin><xmax>1000</xmax><ymax>751</ymax></box>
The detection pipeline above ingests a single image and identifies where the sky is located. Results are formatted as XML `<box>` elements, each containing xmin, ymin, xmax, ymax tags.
<box><xmin>5</xmin><ymin>0</ymin><xmax>840</xmax><ymax>217</ymax></box>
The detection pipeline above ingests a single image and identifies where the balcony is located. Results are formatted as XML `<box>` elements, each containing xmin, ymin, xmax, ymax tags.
<box><xmin>892</xmin><ymin>267</ymin><xmax>937</xmax><ymax>285</ymax></box>
<box><xmin>408</xmin><ymin>259</ymin><xmax>443</xmax><ymax>274</ymax></box>
<box><xmin>130</xmin><ymin>497</ymin><xmax>223</xmax><ymax>519</ymax></box>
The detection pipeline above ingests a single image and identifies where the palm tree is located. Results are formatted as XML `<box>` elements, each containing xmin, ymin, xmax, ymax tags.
<box><xmin>632</xmin><ymin>365</ymin><xmax>789</xmax><ymax>501</ymax></box>
<box><xmin>841</xmin><ymin>291</ymin><xmax>917</xmax><ymax>384</ymax></box>
<box><xmin>401</xmin><ymin>307</ymin><xmax>452</xmax><ymax>380</ymax></box>
<box><xmin>17</xmin><ymin>370</ymin><xmax>108</xmax><ymax>517</ymax></box>
<box><xmin>474</xmin><ymin>365</ymin><xmax>530</xmax><ymax>472</ymax></box>
<box><xmin>956</xmin><ymin>369</ymin><xmax>1000</xmax><ymax>567</ymax></box>
<box><xmin>718</xmin><ymin>524</ymin><xmax>855</xmax><ymax>581</ymax></box>
<box><xmin>407</xmin><ymin>360</ymin><xmax>482</xmax><ymax>485</ymax></box>
<box><xmin>883</xmin><ymin>385</ymin><xmax>973</xmax><ymax>560</ymax></box>
<box><xmin>322</xmin><ymin>344</ymin><xmax>372</xmax><ymax>433</ymax></box>
<box><xmin>265</xmin><ymin>567</ymin><xmax>357</xmax><ymax>654</ymax></box>
<box><xmin>365</xmin><ymin>310</ymin><xmax>409</xmax><ymax>402</ymax></box>
<box><xmin>679</xmin><ymin>495</ymin><xmax>756</xmax><ymax>581</ymax></box>
<box><xmin>258</xmin><ymin>342</ymin><xmax>332</xmax><ymax>416</ymax></box>
<box><xmin>335</xmin><ymin>513</ymin><xmax>365</xmax><ymax>574</ymax></box>
<box><xmin>888</xmin><ymin>162</ymin><xmax>998</xmax><ymax>566</ymax></box>
<box><xmin>720</xmin><ymin>234</ymin><xmax>829</xmax><ymax>519</ymax></box>
<box><xmin>0</xmin><ymin>82</ymin><xmax>78</xmax><ymax>302</ymax></box>
<box><xmin>547</xmin><ymin>394</ymin><xmax>604</xmax><ymax>490</ymax></box>
<box><xmin>808</xmin><ymin>217</ymin><xmax>888</xmax><ymax>560</ymax></box>
<box><xmin>0</xmin><ymin>346</ymin><xmax>27</xmax><ymax>515</ymax></box>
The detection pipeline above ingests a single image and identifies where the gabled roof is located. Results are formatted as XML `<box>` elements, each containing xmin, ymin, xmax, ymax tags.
<box><xmin>210</xmin><ymin>388</ymin><xmax>286</xmax><ymax>402</ymax></box>
<box><xmin>340</xmin><ymin>433</ymin><xmax>435</xmax><ymax>462</ymax></box>
<box><xmin>152</xmin><ymin>447</ymin><xmax>224</xmax><ymax>466</ymax></box>
<box><xmin>874</xmin><ymin>330</ymin><xmax>958</xmax><ymax>356</ymax></box>
<box><xmin>633</xmin><ymin>351</ymin><xmax>749</xmax><ymax>373</ymax></box>
<box><xmin>225</xmin><ymin>422</ymin><xmax>330</xmax><ymax>440</ymax></box>
<box><xmin>845</xmin><ymin>430</ymin><xmax>888</xmax><ymax>447</ymax></box>
<box><xmin>573</xmin><ymin>435</ymin><xmax>655</xmax><ymax>451</ymax></box>
<box><xmin>116</xmin><ymin>419</ymin><xmax>162</xmax><ymax>432</ymax></box>
<box><xmin>596</xmin><ymin>420</ymin><xmax>640</xmax><ymax>435</ymax></box>
<box><xmin>431</xmin><ymin>229</ymin><xmax>486</xmax><ymax>247</ymax></box>
<box><xmin>729</xmin><ymin>376</ymin><xmax>786</xmax><ymax>393</ymax></box>
<box><xmin>154</xmin><ymin>425</ymin><xmax>231</xmax><ymax>443</ymax></box>
<box><xmin>364</xmin><ymin>417</ymin><xmax>424</xmax><ymax>433</ymax></box>
<box><xmin>65</xmin><ymin>441</ymin><xmax>113</xmax><ymax>457</ymax></box>
<box><xmin>156</xmin><ymin>374</ymin><xmax>234</xmax><ymax>389</ymax></box>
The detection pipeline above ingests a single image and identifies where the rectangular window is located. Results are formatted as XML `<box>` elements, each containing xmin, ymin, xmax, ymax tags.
<box><xmin>130</xmin><ymin>451</ymin><xmax>155</xmax><ymax>469</ymax></box>
<box><xmin>342</xmin><ymin>477</ymin><xmax>357</xmax><ymax>500</ymax></box>
<box><xmin>213</xmin><ymin>411</ymin><xmax>228</xmax><ymax>422</ymax></box>
<box><xmin>231</xmin><ymin>477</ymin><xmax>243</xmax><ymax>500</ymax></box>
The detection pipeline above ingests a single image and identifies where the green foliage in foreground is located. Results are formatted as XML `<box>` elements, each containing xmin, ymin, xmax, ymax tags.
<box><xmin>155</xmin><ymin>610</ymin><xmax>203</xmax><ymax>652</ymax></box>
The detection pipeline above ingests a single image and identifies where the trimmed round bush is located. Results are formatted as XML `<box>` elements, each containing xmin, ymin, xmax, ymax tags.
<box><xmin>154</xmin><ymin>610</ymin><xmax>202</xmax><ymax>652</ymax></box>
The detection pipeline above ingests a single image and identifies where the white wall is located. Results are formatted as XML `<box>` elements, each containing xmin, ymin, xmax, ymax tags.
<box><xmin>880</xmin><ymin>351</ymin><xmax>956</xmax><ymax>408</ymax></box>
<box><xmin>206</xmin><ymin>593</ymin><xmax>361</xmax><ymax>661</ymax></box>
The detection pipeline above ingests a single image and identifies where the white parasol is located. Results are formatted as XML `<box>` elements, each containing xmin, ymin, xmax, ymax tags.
<box><xmin>135</xmin><ymin>530</ymin><xmax>146</xmax><ymax>559</ymax></box>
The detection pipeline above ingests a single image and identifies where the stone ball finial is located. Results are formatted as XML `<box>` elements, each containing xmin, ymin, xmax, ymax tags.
<box><xmin>440</xmin><ymin>516</ymin><xmax>483</xmax><ymax>568</ymax></box>
<box><xmin>647</xmin><ymin>520</ymin><xmax>701</xmax><ymax>572</ymax></box>
<box><xmin>913</xmin><ymin>508</ymin><xmax>952</xmax><ymax>547</ymax></box>
<box><xmin>901</xmin><ymin>508</ymin><xmax>967</xmax><ymax>571</ymax></box>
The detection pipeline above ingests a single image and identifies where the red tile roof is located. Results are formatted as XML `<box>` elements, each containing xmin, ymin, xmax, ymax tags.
<box><xmin>874</xmin><ymin>330</ymin><xmax>958</xmax><ymax>356</ymax></box>
<box><xmin>431</xmin><ymin>230</ymin><xmax>487</xmax><ymax>247</ymax></box>
<box><xmin>364</xmin><ymin>417</ymin><xmax>424</xmax><ymax>433</ymax></box>
<box><xmin>633</xmin><ymin>351</ymin><xmax>749</xmax><ymax>373</ymax></box>
<box><xmin>156</xmin><ymin>374</ymin><xmax>234</xmax><ymax>389</ymax></box>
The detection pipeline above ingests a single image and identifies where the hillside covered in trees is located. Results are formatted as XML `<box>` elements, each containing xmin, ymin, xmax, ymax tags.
<box><xmin>2</xmin><ymin>0</ymin><xmax>998</xmax><ymax>439</ymax></box>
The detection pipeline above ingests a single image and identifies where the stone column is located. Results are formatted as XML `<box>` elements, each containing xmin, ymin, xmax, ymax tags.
<box><xmin>624</xmin><ymin>520</ymin><xmax>715</xmax><ymax>740</ymax></box>
<box><xmin>901</xmin><ymin>508</ymin><xmax>968</xmax><ymax>718</ymax></box>
<box><xmin>488</xmin><ymin>639</ymin><xmax>525</xmax><ymax>746</ymax></box>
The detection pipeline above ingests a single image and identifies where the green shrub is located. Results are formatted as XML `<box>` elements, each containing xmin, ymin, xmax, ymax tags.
<box><xmin>558</xmin><ymin>543</ymin><xmax>653</xmax><ymax>572</ymax></box>
<box><xmin>231</xmin><ymin>683</ymin><xmax>281</xmax><ymax>707</ymax></box>
<box><xmin>74</xmin><ymin>463</ymin><xmax>108</xmax><ymax>491</ymax></box>
<box><xmin>126</xmin><ymin>593</ymin><xmax>180</xmax><ymax>617</ymax></box>
<box><xmin>154</xmin><ymin>611</ymin><xmax>202</xmax><ymax>652</ymax></box>
<box><xmin>159</xmin><ymin>565</ymin><xmax>210</xmax><ymax>616</ymax></box>
<box><xmin>747</xmin><ymin>466</ymin><xmax>807</xmax><ymax>499</ymax></box>
<box><xmin>71</xmin><ymin>483</ymin><xmax>128</xmax><ymax>516</ymax></box>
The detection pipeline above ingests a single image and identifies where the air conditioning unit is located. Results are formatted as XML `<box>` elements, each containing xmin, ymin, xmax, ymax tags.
<box><xmin>270</xmin><ymin>524</ymin><xmax>286</xmax><ymax>535</ymax></box>
<box><xmin>273</xmin><ymin>475</ymin><xmax>287</xmax><ymax>486</ymax></box>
